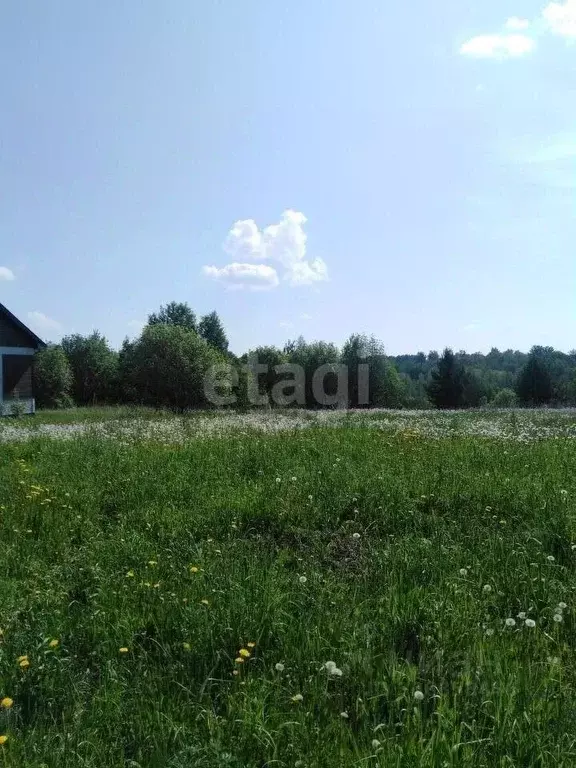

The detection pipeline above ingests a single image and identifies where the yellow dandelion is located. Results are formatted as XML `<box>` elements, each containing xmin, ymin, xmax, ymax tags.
<box><xmin>147</xmin><ymin>560</ymin><xmax>157</xmax><ymax>567</ymax></box>
<box><xmin>235</xmin><ymin>657</ymin><xmax>245</xmax><ymax>664</ymax></box>
<box><xmin>189</xmin><ymin>566</ymin><xmax>199</xmax><ymax>573</ymax></box>
<box><xmin>0</xmin><ymin>698</ymin><xmax>13</xmax><ymax>709</ymax></box>
<box><xmin>119</xmin><ymin>647</ymin><xmax>129</xmax><ymax>654</ymax></box>
<box><xmin>19</xmin><ymin>659</ymin><xmax>29</xmax><ymax>669</ymax></box>
<box><xmin>49</xmin><ymin>639</ymin><xmax>59</xmax><ymax>649</ymax></box>
<box><xmin>239</xmin><ymin>648</ymin><xmax>251</xmax><ymax>658</ymax></box>
<box><xmin>182</xmin><ymin>642</ymin><xmax>191</xmax><ymax>651</ymax></box>
<box><xmin>200</xmin><ymin>599</ymin><xmax>210</xmax><ymax>606</ymax></box>
<box><xmin>126</xmin><ymin>570</ymin><xmax>135</xmax><ymax>578</ymax></box>
<box><xmin>0</xmin><ymin>735</ymin><xmax>8</xmax><ymax>746</ymax></box>
<box><xmin>247</xmin><ymin>642</ymin><xmax>256</xmax><ymax>649</ymax></box>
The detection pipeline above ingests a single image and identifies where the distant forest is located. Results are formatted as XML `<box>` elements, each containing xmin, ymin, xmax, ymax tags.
<box><xmin>33</xmin><ymin>301</ymin><xmax>576</xmax><ymax>410</ymax></box>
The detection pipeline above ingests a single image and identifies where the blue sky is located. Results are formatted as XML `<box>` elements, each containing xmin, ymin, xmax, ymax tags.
<box><xmin>0</xmin><ymin>1</ymin><xmax>574</xmax><ymax>355</ymax></box>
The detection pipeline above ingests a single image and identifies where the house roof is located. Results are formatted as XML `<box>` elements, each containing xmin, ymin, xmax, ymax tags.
<box><xmin>0</xmin><ymin>303</ymin><xmax>47</xmax><ymax>349</ymax></box>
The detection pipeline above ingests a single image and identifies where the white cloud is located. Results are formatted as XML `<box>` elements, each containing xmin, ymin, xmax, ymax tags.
<box><xmin>505</xmin><ymin>16</ymin><xmax>530</xmax><ymax>30</ymax></box>
<box><xmin>0</xmin><ymin>266</ymin><xmax>15</xmax><ymax>281</ymax></box>
<box><xmin>203</xmin><ymin>262</ymin><xmax>279</xmax><ymax>290</ymax></box>
<box><xmin>300</xmin><ymin>313</ymin><xmax>313</xmax><ymax>321</ymax></box>
<box><xmin>460</xmin><ymin>34</ymin><xmax>535</xmax><ymax>58</ymax></box>
<box><xmin>543</xmin><ymin>0</ymin><xmax>576</xmax><ymax>37</ymax></box>
<box><xmin>210</xmin><ymin>210</ymin><xmax>328</xmax><ymax>288</ymax></box>
<box><xmin>27</xmin><ymin>311</ymin><xmax>62</xmax><ymax>333</ymax></box>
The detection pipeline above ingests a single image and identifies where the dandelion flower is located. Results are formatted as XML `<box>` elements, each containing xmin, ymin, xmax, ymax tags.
<box><xmin>459</xmin><ymin>568</ymin><xmax>468</xmax><ymax>577</ymax></box>
<box><xmin>235</xmin><ymin>657</ymin><xmax>244</xmax><ymax>664</ymax></box>
<box><xmin>189</xmin><ymin>566</ymin><xmax>199</xmax><ymax>574</ymax></box>
<box><xmin>0</xmin><ymin>735</ymin><xmax>8</xmax><ymax>746</ymax></box>
<box><xmin>505</xmin><ymin>618</ymin><xmax>516</xmax><ymax>627</ymax></box>
<box><xmin>553</xmin><ymin>614</ymin><xmax>563</xmax><ymax>623</ymax></box>
<box><xmin>18</xmin><ymin>657</ymin><xmax>29</xmax><ymax>669</ymax></box>
<box><xmin>299</xmin><ymin>576</ymin><xmax>307</xmax><ymax>584</ymax></box>
<box><xmin>485</xmin><ymin>628</ymin><xmax>494</xmax><ymax>637</ymax></box>
<box><xmin>517</xmin><ymin>611</ymin><xmax>527</xmax><ymax>620</ymax></box>
<box><xmin>547</xmin><ymin>555</ymin><xmax>555</xmax><ymax>562</ymax></box>
<box><xmin>239</xmin><ymin>648</ymin><xmax>250</xmax><ymax>658</ymax></box>
<box><xmin>275</xmin><ymin>478</ymin><xmax>281</xmax><ymax>483</ymax></box>
<box><xmin>48</xmin><ymin>639</ymin><xmax>59</xmax><ymax>649</ymax></box>
<box><xmin>325</xmin><ymin>661</ymin><xmax>343</xmax><ymax>676</ymax></box>
<box><xmin>275</xmin><ymin>662</ymin><xmax>285</xmax><ymax>672</ymax></box>
<box><xmin>200</xmin><ymin>599</ymin><xmax>210</xmax><ymax>606</ymax></box>
<box><xmin>291</xmin><ymin>693</ymin><xmax>303</xmax><ymax>703</ymax></box>
<box><xmin>182</xmin><ymin>642</ymin><xmax>191</xmax><ymax>651</ymax></box>
<box><xmin>232</xmin><ymin>669</ymin><xmax>239</xmax><ymax>676</ymax></box>
<box><xmin>482</xmin><ymin>584</ymin><xmax>492</xmax><ymax>594</ymax></box>
<box><xmin>558</xmin><ymin>602</ymin><xmax>567</xmax><ymax>610</ymax></box>
<box><xmin>525</xmin><ymin>619</ymin><xmax>536</xmax><ymax>628</ymax></box>
<box><xmin>119</xmin><ymin>647</ymin><xmax>129</xmax><ymax>653</ymax></box>
<box><xmin>413</xmin><ymin>690</ymin><xmax>424</xmax><ymax>701</ymax></box>
<box><xmin>371</xmin><ymin>739</ymin><xmax>381</xmax><ymax>750</ymax></box>
<box><xmin>147</xmin><ymin>560</ymin><xmax>157</xmax><ymax>567</ymax></box>
<box><xmin>247</xmin><ymin>642</ymin><xmax>256</xmax><ymax>648</ymax></box>
<box><xmin>0</xmin><ymin>698</ymin><xmax>13</xmax><ymax>709</ymax></box>
<box><xmin>340</xmin><ymin>711</ymin><xmax>349</xmax><ymax>719</ymax></box>
<box><xmin>352</xmin><ymin>533</ymin><xmax>361</xmax><ymax>539</ymax></box>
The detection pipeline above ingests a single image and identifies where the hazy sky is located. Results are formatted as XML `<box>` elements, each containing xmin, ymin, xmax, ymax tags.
<box><xmin>1</xmin><ymin>1</ymin><xmax>574</xmax><ymax>354</ymax></box>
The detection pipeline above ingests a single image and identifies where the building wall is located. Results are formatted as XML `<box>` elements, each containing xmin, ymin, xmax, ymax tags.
<box><xmin>0</xmin><ymin>313</ymin><xmax>35</xmax><ymax>347</ymax></box>
<box><xmin>3</xmin><ymin>354</ymin><xmax>34</xmax><ymax>399</ymax></box>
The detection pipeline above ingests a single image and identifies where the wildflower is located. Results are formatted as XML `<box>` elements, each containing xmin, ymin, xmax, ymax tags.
<box><xmin>235</xmin><ymin>657</ymin><xmax>244</xmax><ymax>664</ymax></box>
<box><xmin>200</xmin><ymin>599</ymin><xmax>210</xmax><ymax>606</ymax></box>
<box><xmin>558</xmin><ymin>602</ymin><xmax>567</xmax><ymax>610</ymax></box>
<box><xmin>291</xmin><ymin>693</ymin><xmax>303</xmax><ymax>703</ymax></box>
<box><xmin>275</xmin><ymin>662</ymin><xmax>285</xmax><ymax>672</ymax></box>
<box><xmin>482</xmin><ymin>584</ymin><xmax>492</xmax><ymax>594</ymax></box>
<box><xmin>232</xmin><ymin>670</ymin><xmax>239</xmax><ymax>676</ymax></box>
<box><xmin>126</xmin><ymin>570</ymin><xmax>134</xmax><ymax>578</ymax></box>
<box><xmin>340</xmin><ymin>711</ymin><xmax>349</xmax><ymax>719</ymax></box>
<box><xmin>0</xmin><ymin>735</ymin><xmax>8</xmax><ymax>746</ymax></box>
<box><xmin>119</xmin><ymin>647</ymin><xmax>129</xmax><ymax>653</ymax></box>
<box><xmin>291</xmin><ymin>476</ymin><xmax>297</xmax><ymax>482</ymax></box>
<box><xmin>239</xmin><ymin>648</ymin><xmax>251</xmax><ymax>659</ymax></box>
<box><xmin>48</xmin><ymin>639</ymin><xmax>59</xmax><ymax>649</ymax></box>
<box><xmin>547</xmin><ymin>555</ymin><xmax>555</xmax><ymax>563</ymax></box>
<box><xmin>505</xmin><ymin>618</ymin><xmax>516</xmax><ymax>627</ymax></box>
<box><xmin>517</xmin><ymin>611</ymin><xmax>527</xmax><ymax>620</ymax></box>
<box><xmin>325</xmin><ymin>661</ymin><xmax>343</xmax><ymax>676</ymax></box>
<box><xmin>0</xmin><ymin>698</ymin><xmax>13</xmax><ymax>709</ymax></box>
<box><xmin>247</xmin><ymin>642</ymin><xmax>256</xmax><ymax>648</ymax></box>
<box><xmin>371</xmin><ymin>739</ymin><xmax>381</xmax><ymax>750</ymax></box>
<box><xmin>275</xmin><ymin>478</ymin><xmax>281</xmax><ymax>483</ymax></box>
<box><xmin>182</xmin><ymin>642</ymin><xmax>191</xmax><ymax>651</ymax></box>
<box><xmin>553</xmin><ymin>614</ymin><xmax>563</xmax><ymax>623</ymax></box>
<box><xmin>525</xmin><ymin>619</ymin><xmax>536</xmax><ymax>628</ymax></box>
<box><xmin>147</xmin><ymin>560</ymin><xmax>157</xmax><ymax>567</ymax></box>
<box><xmin>485</xmin><ymin>628</ymin><xmax>494</xmax><ymax>637</ymax></box>
<box><xmin>413</xmin><ymin>690</ymin><xmax>424</xmax><ymax>701</ymax></box>
<box><xmin>189</xmin><ymin>566</ymin><xmax>199</xmax><ymax>574</ymax></box>
<box><xmin>352</xmin><ymin>533</ymin><xmax>361</xmax><ymax>539</ymax></box>
<box><xmin>298</xmin><ymin>576</ymin><xmax>307</xmax><ymax>584</ymax></box>
<box><xmin>459</xmin><ymin>568</ymin><xmax>468</xmax><ymax>577</ymax></box>
<box><xmin>18</xmin><ymin>656</ymin><xmax>29</xmax><ymax>669</ymax></box>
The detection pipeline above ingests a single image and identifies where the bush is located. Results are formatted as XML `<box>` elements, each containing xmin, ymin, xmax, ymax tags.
<box><xmin>490</xmin><ymin>388</ymin><xmax>518</xmax><ymax>408</ymax></box>
<box><xmin>34</xmin><ymin>345</ymin><xmax>73</xmax><ymax>409</ymax></box>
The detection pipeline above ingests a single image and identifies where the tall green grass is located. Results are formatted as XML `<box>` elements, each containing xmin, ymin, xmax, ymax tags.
<box><xmin>0</xmin><ymin>423</ymin><xmax>575</xmax><ymax>766</ymax></box>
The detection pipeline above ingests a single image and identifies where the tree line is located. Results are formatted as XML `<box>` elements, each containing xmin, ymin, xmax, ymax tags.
<box><xmin>33</xmin><ymin>301</ymin><xmax>576</xmax><ymax>411</ymax></box>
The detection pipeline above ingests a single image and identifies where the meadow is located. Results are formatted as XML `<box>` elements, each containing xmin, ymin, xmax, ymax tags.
<box><xmin>1</xmin><ymin>408</ymin><xmax>576</xmax><ymax>767</ymax></box>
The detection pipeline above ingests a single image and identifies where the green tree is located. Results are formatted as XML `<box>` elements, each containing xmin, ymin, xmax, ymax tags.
<box><xmin>516</xmin><ymin>349</ymin><xmax>553</xmax><ymax>406</ymax></box>
<box><xmin>426</xmin><ymin>348</ymin><xmax>465</xmax><ymax>409</ymax></box>
<box><xmin>61</xmin><ymin>332</ymin><xmax>118</xmax><ymax>405</ymax></box>
<box><xmin>122</xmin><ymin>324</ymin><xmax>223</xmax><ymax>411</ymax></box>
<box><xmin>199</xmin><ymin>311</ymin><xmax>229</xmax><ymax>355</ymax></box>
<box><xmin>490</xmin><ymin>388</ymin><xmax>518</xmax><ymax>408</ymax></box>
<box><xmin>341</xmin><ymin>334</ymin><xmax>405</xmax><ymax>408</ymax></box>
<box><xmin>148</xmin><ymin>301</ymin><xmax>197</xmax><ymax>332</ymax></box>
<box><xmin>285</xmin><ymin>336</ymin><xmax>340</xmax><ymax>408</ymax></box>
<box><xmin>33</xmin><ymin>345</ymin><xmax>73</xmax><ymax>409</ymax></box>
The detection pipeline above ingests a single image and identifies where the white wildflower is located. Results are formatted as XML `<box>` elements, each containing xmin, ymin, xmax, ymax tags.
<box><xmin>482</xmin><ymin>584</ymin><xmax>492</xmax><ymax>594</ymax></box>
<box><xmin>275</xmin><ymin>662</ymin><xmax>285</xmax><ymax>672</ymax></box>
<box><xmin>459</xmin><ymin>568</ymin><xmax>468</xmax><ymax>577</ymax></box>
<box><xmin>340</xmin><ymin>711</ymin><xmax>349</xmax><ymax>719</ymax></box>
<box><xmin>505</xmin><ymin>618</ymin><xmax>516</xmax><ymax>627</ymax></box>
<box><xmin>547</xmin><ymin>555</ymin><xmax>555</xmax><ymax>562</ymax></box>
<box><xmin>298</xmin><ymin>575</ymin><xmax>307</xmax><ymax>584</ymax></box>
<box><xmin>413</xmin><ymin>690</ymin><xmax>424</xmax><ymax>701</ymax></box>
<box><xmin>525</xmin><ymin>618</ymin><xmax>536</xmax><ymax>628</ymax></box>
<box><xmin>557</xmin><ymin>602</ymin><xmax>567</xmax><ymax>610</ymax></box>
<box><xmin>352</xmin><ymin>532</ymin><xmax>361</xmax><ymax>539</ymax></box>
<box><xmin>371</xmin><ymin>739</ymin><xmax>381</xmax><ymax>750</ymax></box>
<box><xmin>517</xmin><ymin>611</ymin><xmax>526</xmax><ymax>620</ymax></box>
<box><xmin>553</xmin><ymin>613</ymin><xmax>563</xmax><ymax>623</ymax></box>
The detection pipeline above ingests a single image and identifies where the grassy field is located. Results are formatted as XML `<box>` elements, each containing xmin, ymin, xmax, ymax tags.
<box><xmin>1</xmin><ymin>410</ymin><xmax>576</xmax><ymax>766</ymax></box>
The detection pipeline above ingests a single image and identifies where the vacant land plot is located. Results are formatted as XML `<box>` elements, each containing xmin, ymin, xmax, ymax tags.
<box><xmin>1</xmin><ymin>409</ymin><xmax>575</xmax><ymax>767</ymax></box>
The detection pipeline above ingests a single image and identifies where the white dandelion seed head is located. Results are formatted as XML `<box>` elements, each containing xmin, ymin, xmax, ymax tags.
<box><xmin>483</xmin><ymin>584</ymin><xmax>492</xmax><ymax>594</ymax></box>
<box><xmin>459</xmin><ymin>568</ymin><xmax>468</xmax><ymax>576</ymax></box>
<box><xmin>413</xmin><ymin>690</ymin><xmax>424</xmax><ymax>701</ymax></box>
<box><xmin>275</xmin><ymin>477</ymin><xmax>281</xmax><ymax>483</ymax></box>
<box><xmin>525</xmin><ymin>618</ymin><xmax>536</xmax><ymax>628</ymax></box>
<box><xmin>505</xmin><ymin>618</ymin><xmax>516</xmax><ymax>627</ymax></box>
<box><xmin>352</xmin><ymin>532</ymin><xmax>361</xmax><ymax>539</ymax></box>
<box><xmin>553</xmin><ymin>613</ymin><xmax>563</xmax><ymax>623</ymax></box>
<box><xmin>485</xmin><ymin>628</ymin><xmax>495</xmax><ymax>637</ymax></box>
<box><xmin>517</xmin><ymin>612</ymin><xmax>527</xmax><ymax>620</ymax></box>
<box><xmin>275</xmin><ymin>662</ymin><xmax>285</xmax><ymax>672</ymax></box>
<box><xmin>371</xmin><ymin>739</ymin><xmax>381</xmax><ymax>750</ymax></box>
<box><xmin>557</xmin><ymin>602</ymin><xmax>567</xmax><ymax>610</ymax></box>
<box><xmin>298</xmin><ymin>575</ymin><xmax>307</xmax><ymax>584</ymax></box>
